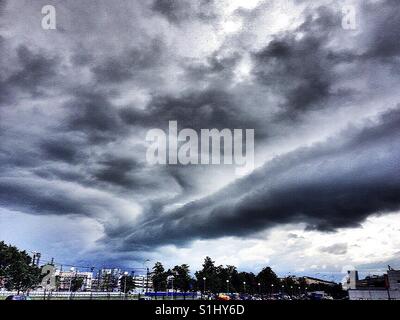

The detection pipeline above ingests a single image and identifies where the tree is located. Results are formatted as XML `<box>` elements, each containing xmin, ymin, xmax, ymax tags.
<box><xmin>70</xmin><ymin>277</ymin><xmax>84</xmax><ymax>292</ymax></box>
<box><xmin>237</xmin><ymin>272</ymin><xmax>257</xmax><ymax>293</ymax></box>
<box><xmin>152</xmin><ymin>262</ymin><xmax>167</xmax><ymax>292</ymax></box>
<box><xmin>172</xmin><ymin>264</ymin><xmax>191</xmax><ymax>292</ymax></box>
<box><xmin>120</xmin><ymin>275</ymin><xmax>136</xmax><ymax>293</ymax></box>
<box><xmin>195</xmin><ymin>257</ymin><xmax>221</xmax><ymax>293</ymax></box>
<box><xmin>256</xmin><ymin>267</ymin><xmax>280</xmax><ymax>294</ymax></box>
<box><xmin>0</xmin><ymin>241</ymin><xmax>42</xmax><ymax>293</ymax></box>
<box><xmin>281</xmin><ymin>276</ymin><xmax>297</xmax><ymax>295</ymax></box>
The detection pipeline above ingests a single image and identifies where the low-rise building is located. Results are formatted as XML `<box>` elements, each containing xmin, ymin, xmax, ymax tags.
<box><xmin>303</xmin><ymin>276</ymin><xmax>337</xmax><ymax>287</ymax></box>
<box><xmin>132</xmin><ymin>275</ymin><xmax>153</xmax><ymax>293</ymax></box>
<box><xmin>57</xmin><ymin>270</ymin><xmax>93</xmax><ymax>291</ymax></box>
<box><xmin>347</xmin><ymin>266</ymin><xmax>400</xmax><ymax>300</ymax></box>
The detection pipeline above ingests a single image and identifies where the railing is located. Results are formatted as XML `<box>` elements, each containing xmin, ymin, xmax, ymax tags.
<box><xmin>0</xmin><ymin>291</ymin><xmax>200</xmax><ymax>300</ymax></box>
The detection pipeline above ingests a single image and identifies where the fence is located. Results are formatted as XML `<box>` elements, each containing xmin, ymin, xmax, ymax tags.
<box><xmin>0</xmin><ymin>291</ymin><xmax>200</xmax><ymax>300</ymax></box>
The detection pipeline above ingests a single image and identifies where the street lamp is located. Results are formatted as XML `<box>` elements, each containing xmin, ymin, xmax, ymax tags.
<box><xmin>258</xmin><ymin>283</ymin><xmax>261</xmax><ymax>294</ymax></box>
<box><xmin>203</xmin><ymin>277</ymin><xmax>206</xmax><ymax>293</ymax></box>
<box><xmin>226</xmin><ymin>280</ymin><xmax>230</xmax><ymax>293</ymax></box>
<box><xmin>243</xmin><ymin>281</ymin><xmax>246</xmax><ymax>293</ymax></box>
<box><xmin>143</xmin><ymin>259</ymin><xmax>150</xmax><ymax>294</ymax></box>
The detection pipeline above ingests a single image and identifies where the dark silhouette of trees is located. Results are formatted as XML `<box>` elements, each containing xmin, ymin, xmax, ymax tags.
<box><xmin>0</xmin><ymin>241</ymin><xmax>42</xmax><ymax>293</ymax></box>
<box><xmin>152</xmin><ymin>262</ymin><xmax>168</xmax><ymax>292</ymax></box>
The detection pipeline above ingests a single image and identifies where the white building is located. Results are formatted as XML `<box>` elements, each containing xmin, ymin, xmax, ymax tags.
<box><xmin>387</xmin><ymin>267</ymin><xmax>400</xmax><ymax>290</ymax></box>
<box><xmin>132</xmin><ymin>275</ymin><xmax>153</xmax><ymax>293</ymax></box>
<box><xmin>57</xmin><ymin>270</ymin><xmax>93</xmax><ymax>291</ymax></box>
<box><xmin>348</xmin><ymin>267</ymin><xmax>400</xmax><ymax>300</ymax></box>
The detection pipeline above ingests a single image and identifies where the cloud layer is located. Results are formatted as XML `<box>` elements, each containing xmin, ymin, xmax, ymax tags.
<box><xmin>0</xmin><ymin>0</ymin><xmax>399</xmax><ymax>269</ymax></box>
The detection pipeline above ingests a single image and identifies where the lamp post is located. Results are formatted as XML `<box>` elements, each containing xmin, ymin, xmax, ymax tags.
<box><xmin>243</xmin><ymin>281</ymin><xmax>246</xmax><ymax>294</ymax></box>
<box><xmin>226</xmin><ymin>279</ymin><xmax>230</xmax><ymax>293</ymax></box>
<box><xmin>203</xmin><ymin>277</ymin><xmax>206</xmax><ymax>294</ymax></box>
<box><xmin>167</xmin><ymin>275</ymin><xmax>175</xmax><ymax>299</ymax></box>
<box><xmin>258</xmin><ymin>283</ymin><xmax>261</xmax><ymax>295</ymax></box>
<box><xmin>142</xmin><ymin>259</ymin><xmax>150</xmax><ymax>294</ymax></box>
<box><xmin>271</xmin><ymin>284</ymin><xmax>274</xmax><ymax>299</ymax></box>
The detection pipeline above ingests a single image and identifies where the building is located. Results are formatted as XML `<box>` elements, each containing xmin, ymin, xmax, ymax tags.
<box><xmin>132</xmin><ymin>274</ymin><xmax>153</xmax><ymax>293</ymax></box>
<box><xmin>387</xmin><ymin>266</ymin><xmax>400</xmax><ymax>290</ymax></box>
<box><xmin>303</xmin><ymin>276</ymin><xmax>337</xmax><ymax>287</ymax></box>
<box><xmin>347</xmin><ymin>266</ymin><xmax>400</xmax><ymax>300</ymax></box>
<box><xmin>346</xmin><ymin>270</ymin><xmax>358</xmax><ymax>290</ymax></box>
<box><xmin>93</xmin><ymin>268</ymin><xmax>122</xmax><ymax>292</ymax></box>
<box><xmin>57</xmin><ymin>270</ymin><xmax>93</xmax><ymax>291</ymax></box>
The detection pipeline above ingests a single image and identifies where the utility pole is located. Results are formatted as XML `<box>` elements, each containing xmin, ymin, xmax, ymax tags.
<box><xmin>31</xmin><ymin>252</ymin><xmax>41</xmax><ymax>266</ymax></box>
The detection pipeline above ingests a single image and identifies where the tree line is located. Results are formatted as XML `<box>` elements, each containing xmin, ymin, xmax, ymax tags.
<box><xmin>0</xmin><ymin>242</ymin><xmax>345</xmax><ymax>297</ymax></box>
<box><xmin>150</xmin><ymin>256</ymin><xmax>345</xmax><ymax>298</ymax></box>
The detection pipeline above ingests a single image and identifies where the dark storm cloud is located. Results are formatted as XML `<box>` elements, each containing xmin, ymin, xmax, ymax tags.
<box><xmin>361</xmin><ymin>0</ymin><xmax>400</xmax><ymax>60</ymax></box>
<box><xmin>0</xmin><ymin>45</ymin><xmax>60</xmax><ymax>106</ymax></box>
<box><xmin>39</xmin><ymin>139</ymin><xmax>81</xmax><ymax>163</ymax></box>
<box><xmin>64</xmin><ymin>90</ymin><xmax>126</xmax><ymax>143</ymax></box>
<box><xmin>0</xmin><ymin>178</ymin><xmax>86</xmax><ymax>216</ymax></box>
<box><xmin>252</xmin><ymin>6</ymin><xmax>347</xmax><ymax>119</ymax></box>
<box><xmin>1</xmin><ymin>0</ymin><xmax>400</xmax><ymax>265</ymax></box>
<box><xmin>91</xmin><ymin>40</ymin><xmax>164</xmax><ymax>84</ymax></box>
<box><xmin>0</xmin><ymin>0</ymin><xmax>7</xmax><ymax>17</ymax></box>
<box><xmin>120</xmin><ymin>107</ymin><xmax>400</xmax><ymax>247</ymax></box>
<box><xmin>120</xmin><ymin>87</ymin><xmax>262</xmax><ymax>135</ymax></box>
<box><xmin>151</xmin><ymin>0</ymin><xmax>217</xmax><ymax>24</ymax></box>
<box><xmin>94</xmin><ymin>157</ymin><xmax>143</xmax><ymax>188</ymax></box>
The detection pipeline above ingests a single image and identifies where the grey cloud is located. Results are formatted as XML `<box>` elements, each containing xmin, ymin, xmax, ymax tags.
<box><xmin>0</xmin><ymin>178</ymin><xmax>87</xmax><ymax>216</ymax></box>
<box><xmin>120</xmin><ymin>107</ymin><xmax>400</xmax><ymax>247</ymax></box>
<box><xmin>361</xmin><ymin>0</ymin><xmax>400</xmax><ymax>60</ymax></box>
<box><xmin>94</xmin><ymin>157</ymin><xmax>144</xmax><ymax>189</ymax></box>
<box><xmin>252</xmin><ymin>6</ymin><xmax>348</xmax><ymax>119</ymax></box>
<box><xmin>91</xmin><ymin>40</ymin><xmax>165</xmax><ymax>84</ymax></box>
<box><xmin>0</xmin><ymin>45</ymin><xmax>60</xmax><ymax>106</ymax></box>
<box><xmin>0</xmin><ymin>0</ymin><xmax>400</xmax><ymax>267</ymax></box>
<box><xmin>151</xmin><ymin>0</ymin><xmax>217</xmax><ymax>24</ymax></box>
<box><xmin>120</xmin><ymin>87</ymin><xmax>264</xmax><ymax>137</ymax></box>
<box><xmin>64</xmin><ymin>90</ymin><xmax>126</xmax><ymax>143</ymax></box>
<box><xmin>39</xmin><ymin>139</ymin><xmax>81</xmax><ymax>164</ymax></box>
<box><xmin>320</xmin><ymin>243</ymin><xmax>348</xmax><ymax>255</ymax></box>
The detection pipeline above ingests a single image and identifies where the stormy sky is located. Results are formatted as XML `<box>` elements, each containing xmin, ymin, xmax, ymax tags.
<box><xmin>1</xmin><ymin>0</ymin><xmax>400</xmax><ymax>277</ymax></box>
